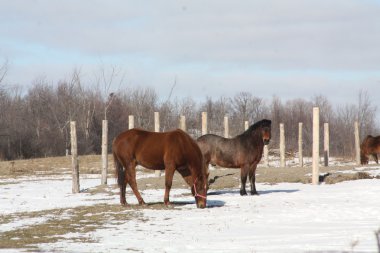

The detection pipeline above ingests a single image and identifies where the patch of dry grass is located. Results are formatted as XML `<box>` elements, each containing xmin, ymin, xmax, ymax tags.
<box><xmin>0</xmin><ymin>204</ymin><xmax>141</xmax><ymax>250</ymax></box>
<box><xmin>0</xmin><ymin>155</ymin><xmax>116</xmax><ymax>178</ymax></box>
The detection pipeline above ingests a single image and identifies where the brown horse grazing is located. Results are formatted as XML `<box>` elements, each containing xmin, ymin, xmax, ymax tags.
<box><xmin>112</xmin><ymin>128</ymin><xmax>208</xmax><ymax>208</ymax></box>
<box><xmin>197</xmin><ymin>119</ymin><xmax>271</xmax><ymax>196</ymax></box>
<box><xmin>360</xmin><ymin>135</ymin><xmax>380</xmax><ymax>165</ymax></box>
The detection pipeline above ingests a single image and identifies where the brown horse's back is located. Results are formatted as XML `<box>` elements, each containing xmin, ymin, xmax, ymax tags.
<box><xmin>113</xmin><ymin>128</ymin><xmax>202</xmax><ymax>171</ymax></box>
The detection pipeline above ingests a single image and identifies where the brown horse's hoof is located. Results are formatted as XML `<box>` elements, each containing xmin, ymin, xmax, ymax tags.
<box><xmin>164</xmin><ymin>200</ymin><xmax>173</xmax><ymax>207</ymax></box>
<box><xmin>138</xmin><ymin>199</ymin><xmax>146</xmax><ymax>206</ymax></box>
<box><xmin>251</xmin><ymin>191</ymin><xmax>259</xmax><ymax>196</ymax></box>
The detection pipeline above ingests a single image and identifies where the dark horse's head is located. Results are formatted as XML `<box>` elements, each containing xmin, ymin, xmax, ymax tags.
<box><xmin>247</xmin><ymin>119</ymin><xmax>272</xmax><ymax>145</ymax></box>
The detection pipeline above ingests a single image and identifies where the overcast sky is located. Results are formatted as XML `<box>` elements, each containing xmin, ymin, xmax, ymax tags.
<box><xmin>1</xmin><ymin>0</ymin><xmax>380</xmax><ymax>108</ymax></box>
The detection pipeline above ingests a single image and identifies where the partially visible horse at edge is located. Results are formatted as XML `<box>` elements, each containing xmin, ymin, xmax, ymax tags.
<box><xmin>197</xmin><ymin>119</ymin><xmax>271</xmax><ymax>196</ymax></box>
<box><xmin>360</xmin><ymin>135</ymin><xmax>380</xmax><ymax>165</ymax></box>
<box><xmin>112</xmin><ymin>128</ymin><xmax>208</xmax><ymax>208</ymax></box>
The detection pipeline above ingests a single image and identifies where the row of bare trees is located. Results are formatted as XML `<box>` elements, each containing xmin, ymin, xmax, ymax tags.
<box><xmin>0</xmin><ymin>64</ymin><xmax>377</xmax><ymax>160</ymax></box>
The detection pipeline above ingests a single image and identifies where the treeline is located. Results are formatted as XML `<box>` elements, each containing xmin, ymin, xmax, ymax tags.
<box><xmin>0</xmin><ymin>70</ymin><xmax>377</xmax><ymax>160</ymax></box>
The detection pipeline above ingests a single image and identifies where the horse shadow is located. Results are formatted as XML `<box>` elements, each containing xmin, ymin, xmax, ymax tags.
<box><xmin>144</xmin><ymin>199</ymin><xmax>226</xmax><ymax>209</ymax></box>
<box><xmin>258</xmin><ymin>189</ymin><xmax>299</xmax><ymax>195</ymax></box>
<box><xmin>207</xmin><ymin>188</ymin><xmax>299</xmax><ymax>196</ymax></box>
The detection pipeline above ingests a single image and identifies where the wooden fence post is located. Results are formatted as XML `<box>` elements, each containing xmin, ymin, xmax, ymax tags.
<box><xmin>244</xmin><ymin>121</ymin><xmax>249</xmax><ymax>131</ymax></box>
<box><xmin>101</xmin><ymin>120</ymin><xmax>108</xmax><ymax>185</ymax></box>
<box><xmin>128</xmin><ymin>115</ymin><xmax>134</xmax><ymax>129</ymax></box>
<box><xmin>154</xmin><ymin>112</ymin><xmax>161</xmax><ymax>177</ymax></box>
<box><xmin>263</xmin><ymin>145</ymin><xmax>269</xmax><ymax>167</ymax></box>
<box><xmin>354</xmin><ymin>121</ymin><xmax>360</xmax><ymax>165</ymax></box>
<box><xmin>180</xmin><ymin>115</ymin><xmax>186</xmax><ymax>131</ymax></box>
<box><xmin>202</xmin><ymin>112</ymin><xmax>207</xmax><ymax>135</ymax></box>
<box><xmin>324</xmin><ymin>123</ymin><xmax>329</xmax><ymax>167</ymax></box>
<box><xmin>298</xmin><ymin>122</ymin><xmax>303</xmax><ymax>167</ymax></box>
<box><xmin>280</xmin><ymin>123</ymin><xmax>286</xmax><ymax>167</ymax></box>
<box><xmin>312</xmin><ymin>107</ymin><xmax>320</xmax><ymax>185</ymax></box>
<box><xmin>70</xmin><ymin>121</ymin><xmax>80</xmax><ymax>193</ymax></box>
<box><xmin>224</xmin><ymin>116</ymin><xmax>229</xmax><ymax>138</ymax></box>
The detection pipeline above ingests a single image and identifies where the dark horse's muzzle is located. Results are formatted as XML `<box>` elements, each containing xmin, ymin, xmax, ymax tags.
<box><xmin>263</xmin><ymin>139</ymin><xmax>270</xmax><ymax>145</ymax></box>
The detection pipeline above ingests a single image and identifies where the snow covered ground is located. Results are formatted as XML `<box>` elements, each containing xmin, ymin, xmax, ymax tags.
<box><xmin>1</xmin><ymin>167</ymin><xmax>380</xmax><ymax>253</ymax></box>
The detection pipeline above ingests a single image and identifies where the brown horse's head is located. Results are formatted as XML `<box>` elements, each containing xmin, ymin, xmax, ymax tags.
<box><xmin>193</xmin><ymin>175</ymin><xmax>207</xmax><ymax>208</ymax></box>
<box><xmin>193</xmin><ymin>162</ymin><xmax>209</xmax><ymax>208</ymax></box>
<box><xmin>178</xmin><ymin>164</ymin><xmax>209</xmax><ymax>208</ymax></box>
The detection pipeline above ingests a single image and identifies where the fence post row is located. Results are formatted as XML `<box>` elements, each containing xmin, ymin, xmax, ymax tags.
<box><xmin>224</xmin><ymin>116</ymin><xmax>229</xmax><ymax>138</ymax></box>
<box><xmin>280</xmin><ymin>123</ymin><xmax>286</xmax><ymax>168</ymax></box>
<box><xmin>129</xmin><ymin>115</ymin><xmax>134</xmax><ymax>129</ymax></box>
<box><xmin>101</xmin><ymin>120</ymin><xmax>108</xmax><ymax>185</ymax></box>
<box><xmin>154</xmin><ymin>112</ymin><xmax>161</xmax><ymax>177</ymax></box>
<box><xmin>312</xmin><ymin>107</ymin><xmax>320</xmax><ymax>185</ymax></box>
<box><xmin>70</xmin><ymin>121</ymin><xmax>80</xmax><ymax>193</ymax></box>
<box><xmin>324</xmin><ymin>123</ymin><xmax>329</xmax><ymax>167</ymax></box>
<box><xmin>354</xmin><ymin>121</ymin><xmax>360</xmax><ymax>165</ymax></box>
<box><xmin>298</xmin><ymin>122</ymin><xmax>303</xmax><ymax>167</ymax></box>
<box><xmin>120</xmin><ymin>113</ymin><xmax>364</xmax><ymax>178</ymax></box>
<box><xmin>180</xmin><ymin>115</ymin><xmax>186</xmax><ymax>131</ymax></box>
<box><xmin>202</xmin><ymin>112</ymin><xmax>207</xmax><ymax>135</ymax></box>
<box><xmin>263</xmin><ymin>145</ymin><xmax>269</xmax><ymax>167</ymax></box>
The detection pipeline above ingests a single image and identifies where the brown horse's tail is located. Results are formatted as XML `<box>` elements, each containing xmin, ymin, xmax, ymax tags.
<box><xmin>113</xmin><ymin>151</ymin><xmax>125</xmax><ymax>188</ymax></box>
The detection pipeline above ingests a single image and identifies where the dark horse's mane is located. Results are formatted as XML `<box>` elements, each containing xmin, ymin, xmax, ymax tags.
<box><xmin>239</xmin><ymin>119</ymin><xmax>272</xmax><ymax>138</ymax></box>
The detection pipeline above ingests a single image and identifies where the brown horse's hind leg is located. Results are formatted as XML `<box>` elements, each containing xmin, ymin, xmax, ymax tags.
<box><xmin>164</xmin><ymin>165</ymin><xmax>176</xmax><ymax>206</ymax></box>
<box><xmin>127</xmin><ymin>162</ymin><xmax>146</xmax><ymax>205</ymax></box>
<box><xmin>116</xmin><ymin>158</ymin><xmax>128</xmax><ymax>206</ymax></box>
<box><xmin>120</xmin><ymin>182</ymin><xmax>127</xmax><ymax>206</ymax></box>
<box><xmin>240</xmin><ymin>165</ymin><xmax>249</xmax><ymax>196</ymax></box>
<box><xmin>248</xmin><ymin>164</ymin><xmax>259</xmax><ymax>195</ymax></box>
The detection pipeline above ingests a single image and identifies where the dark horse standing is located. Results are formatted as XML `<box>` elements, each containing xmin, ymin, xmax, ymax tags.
<box><xmin>113</xmin><ymin>128</ymin><xmax>208</xmax><ymax>208</ymax></box>
<box><xmin>360</xmin><ymin>135</ymin><xmax>380</xmax><ymax>165</ymax></box>
<box><xmin>197</xmin><ymin>119</ymin><xmax>271</xmax><ymax>196</ymax></box>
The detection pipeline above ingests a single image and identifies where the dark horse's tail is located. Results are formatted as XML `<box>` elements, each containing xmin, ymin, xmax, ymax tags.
<box><xmin>113</xmin><ymin>149</ymin><xmax>125</xmax><ymax>188</ymax></box>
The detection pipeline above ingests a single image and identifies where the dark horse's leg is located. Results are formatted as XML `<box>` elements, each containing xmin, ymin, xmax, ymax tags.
<box><xmin>127</xmin><ymin>161</ymin><xmax>146</xmax><ymax>205</ymax></box>
<box><xmin>249</xmin><ymin>164</ymin><xmax>259</xmax><ymax>195</ymax></box>
<box><xmin>373</xmin><ymin>154</ymin><xmax>379</xmax><ymax>164</ymax></box>
<box><xmin>240</xmin><ymin>165</ymin><xmax>249</xmax><ymax>196</ymax></box>
<box><xmin>164</xmin><ymin>163</ymin><xmax>176</xmax><ymax>206</ymax></box>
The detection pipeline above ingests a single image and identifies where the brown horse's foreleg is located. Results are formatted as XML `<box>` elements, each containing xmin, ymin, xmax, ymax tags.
<box><xmin>249</xmin><ymin>164</ymin><xmax>259</xmax><ymax>195</ymax></box>
<box><xmin>164</xmin><ymin>165</ymin><xmax>176</xmax><ymax>206</ymax></box>
<box><xmin>127</xmin><ymin>162</ymin><xmax>146</xmax><ymax>205</ymax></box>
<box><xmin>240</xmin><ymin>165</ymin><xmax>249</xmax><ymax>196</ymax></box>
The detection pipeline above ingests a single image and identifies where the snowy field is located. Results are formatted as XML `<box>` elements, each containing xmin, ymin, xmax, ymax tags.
<box><xmin>1</xmin><ymin>166</ymin><xmax>380</xmax><ymax>252</ymax></box>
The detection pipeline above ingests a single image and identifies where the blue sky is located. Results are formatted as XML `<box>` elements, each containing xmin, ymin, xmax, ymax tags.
<box><xmin>1</xmin><ymin>0</ymin><xmax>380</xmax><ymax>108</ymax></box>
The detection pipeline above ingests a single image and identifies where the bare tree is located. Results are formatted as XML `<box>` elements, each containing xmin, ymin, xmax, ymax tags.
<box><xmin>357</xmin><ymin>89</ymin><xmax>377</xmax><ymax>139</ymax></box>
